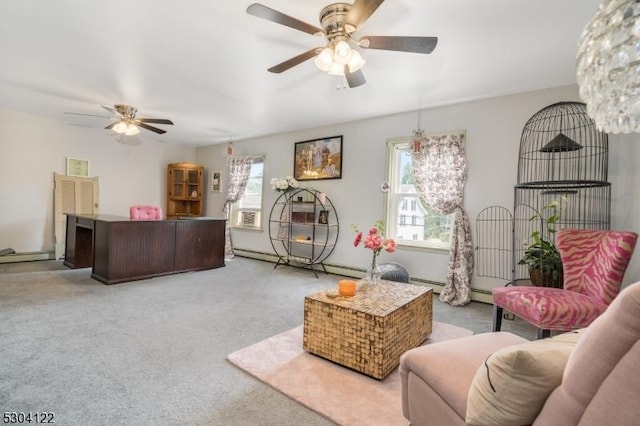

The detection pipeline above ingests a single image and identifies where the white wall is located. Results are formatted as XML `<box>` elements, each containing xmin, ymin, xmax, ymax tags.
<box><xmin>197</xmin><ymin>84</ymin><xmax>640</xmax><ymax>293</ymax></box>
<box><xmin>3</xmin><ymin>83</ymin><xmax>637</xmax><ymax>294</ymax></box>
<box><xmin>0</xmin><ymin>108</ymin><xmax>195</xmax><ymax>253</ymax></box>
<box><xmin>609</xmin><ymin>133</ymin><xmax>640</xmax><ymax>287</ymax></box>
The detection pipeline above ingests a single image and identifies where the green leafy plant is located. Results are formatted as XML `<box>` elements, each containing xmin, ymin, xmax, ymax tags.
<box><xmin>518</xmin><ymin>198</ymin><xmax>566</xmax><ymax>286</ymax></box>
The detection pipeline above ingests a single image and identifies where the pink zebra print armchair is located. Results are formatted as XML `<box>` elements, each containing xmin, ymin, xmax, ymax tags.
<box><xmin>492</xmin><ymin>229</ymin><xmax>638</xmax><ymax>339</ymax></box>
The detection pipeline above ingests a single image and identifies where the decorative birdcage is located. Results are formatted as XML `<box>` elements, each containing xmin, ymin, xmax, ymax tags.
<box><xmin>517</xmin><ymin>102</ymin><xmax>608</xmax><ymax>185</ymax></box>
<box><xmin>514</xmin><ymin>101</ymin><xmax>610</xmax><ymax>280</ymax></box>
<box><xmin>476</xmin><ymin>101</ymin><xmax>611</xmax><ymax>284</ymax></box>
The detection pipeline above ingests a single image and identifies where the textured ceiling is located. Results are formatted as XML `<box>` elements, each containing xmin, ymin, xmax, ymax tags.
<box><xmin>0</xmin><ymin>1</ymin><xmax>601</xmax><ymax>147</ymax></box>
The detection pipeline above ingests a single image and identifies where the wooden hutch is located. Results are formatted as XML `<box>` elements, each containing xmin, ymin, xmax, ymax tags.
<box><xmin>167</xmin><ymin>162</ymin><xmax>204</xmax><ymax>219</ymax></box>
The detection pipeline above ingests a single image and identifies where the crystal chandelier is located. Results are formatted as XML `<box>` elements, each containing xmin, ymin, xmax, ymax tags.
<box><xmin>576</xmin><ymin>0</ymin><xmax>640</xmax><ymax>133</ymax></box>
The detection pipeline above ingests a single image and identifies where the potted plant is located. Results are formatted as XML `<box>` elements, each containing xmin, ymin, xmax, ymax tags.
<box><xmin>518</xmin><ymin>198</ymin><xmax>565</xmax><ymax>288</ymax></box>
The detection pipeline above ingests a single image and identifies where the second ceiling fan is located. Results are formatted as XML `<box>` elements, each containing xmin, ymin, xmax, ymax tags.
<box><xmin>247</xmin><ymin>0</ymin><xmax>438</xmax><ymax>88</ymax></box>
<box><xmin>66</xmin><ymin>104</ymin><xmax>174</xmax><ymax>135</ymax></box>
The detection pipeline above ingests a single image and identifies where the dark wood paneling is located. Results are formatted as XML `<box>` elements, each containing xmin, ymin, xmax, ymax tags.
<box><xmin>93</xmin><ymin>221</ymin><xmax>176</xmax><ymax>282</ymax></box>
<box><xmin>174</xmin><ymin>219</ymin><xmax>225</xmax><ymax>270</ymax></box>
<box><xmin>65</xmin><ymin>214</ymin><xmax>225</xmax><ymax>284</ymax></box>
<box><xmin>63</xmin><ymin>216</ymin><xmax>93</xmax><ymax>268</ymax></box>
<box><xmin>63</xmin><ymin>216</ymin><xmax>77</xmax><ymax>268</ymax></box>
<box><xmin>74</xmin><ymin>227</ymin><xmax>93</xmax><ymax>268</ymax></box>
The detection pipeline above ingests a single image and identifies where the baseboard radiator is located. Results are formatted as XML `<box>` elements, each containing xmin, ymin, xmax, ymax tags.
<box><xmin>0</xmin><ymin>251</ymin><xmax>56</xmax><ymax>264</ymax></box>
<box><xmin>231</xmin><ymin>247</ymin><xmax>492</xmax><ymax>304</ymax></box>
<box><xmin>0</xmin><ymin>248</ymin><xmax>492</xmax><ymax>303</ymax></box>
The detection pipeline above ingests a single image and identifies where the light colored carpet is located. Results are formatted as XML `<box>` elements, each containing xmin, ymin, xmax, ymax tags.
<box><xmin>1</xmin><ymin>258</ymin><xmax>536</xmax><ymax>425</ymax></box>
<box><xmin>227</xmin><ymin>322</ymin><xmax>473</xmax><ymax>426</ymax></box>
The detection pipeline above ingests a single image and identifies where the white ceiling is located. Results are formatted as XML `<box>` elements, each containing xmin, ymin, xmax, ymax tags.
<box><xmin>0</xmin><ymin>1</ymin><xmax>602</xmax><ymax>147</ymax></box>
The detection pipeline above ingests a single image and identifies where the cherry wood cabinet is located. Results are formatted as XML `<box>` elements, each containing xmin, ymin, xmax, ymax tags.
<box><xmin>167</xmin><ymin>162</ymin><xmax>204</xmax><ymax>219</ymax></box>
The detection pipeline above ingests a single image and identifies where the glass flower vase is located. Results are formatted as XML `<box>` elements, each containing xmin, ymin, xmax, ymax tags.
<box><xmin>366</xmin><ymin>253</ymin><xmax>382</xmax><ymax>285</ymax></box>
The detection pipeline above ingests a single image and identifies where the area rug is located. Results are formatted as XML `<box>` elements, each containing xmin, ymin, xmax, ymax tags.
<box><xmin>227</xmin><ymin>322</ymin><xmax>473</xmax><ymax>426</ymax></box>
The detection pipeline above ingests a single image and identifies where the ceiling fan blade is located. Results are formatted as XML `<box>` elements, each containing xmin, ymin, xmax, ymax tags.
<box><xmin>268</xmin><ymin>48</ymin><xmax>320</xmax><ymax>73</ymax></box>
<box><xmin>345</xmin><ymin>0</ymin><xmax>385</xmax><ymax>30</ymax></box>
<box><xmin>101</xmin><ymin>105</ymin><xmax>119</xmax><ymax>115</ymax></box>
<box><xmin>104</xmin><ymin>122</ymin><xmax>117</xmax><ymax>130</ymax></box>
<box><xmin>360</xmin><ymin>36</ymin><xmax>438</xmax><ymax>54</ymax></box>
<box><xmin>64</xmin><ymin>112</ymin><xmax>113</xmax><ymax>119</ymax></box>
<box><xmin>345</xmin><ymin>66</ymin><xmax>366</xmax><ymax>88</ymax></box>
<box><xmin>247</xmin><ymin>3</ymin><xmax>322</xmax><ymax>36</ymax></box>
<box><xmin>136</xmin><ymin>118</ymin><xmax>174</xmax><ymax>125</ymax></box>
<box><xmin>137</xmin><ymin>122</ymin><xmax>167</xmax><ymax>134</ymax></box>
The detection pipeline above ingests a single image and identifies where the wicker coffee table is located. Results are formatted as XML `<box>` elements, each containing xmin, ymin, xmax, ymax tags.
<box><xmin>303</xmin><ymin>280</ymin><xmax>433</xmax><ymax>379</ymax></box>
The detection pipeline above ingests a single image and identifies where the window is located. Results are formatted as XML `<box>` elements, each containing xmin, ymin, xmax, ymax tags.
<box><xmin>230</xmin><ymin>157</ymin><xmax>264</xmax><ymax>230</ymax></box>
<box><xmin>385</xmin><ymin>139</ymin><xmax>452</xmax><ymax>250</ymax></box>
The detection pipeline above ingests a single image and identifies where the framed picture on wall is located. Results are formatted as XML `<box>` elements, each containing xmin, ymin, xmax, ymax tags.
<box><xmin>211</xmin><ymin>170</ymin><xmax>222</xmax><ymax>192</ymax></box>
<box><xmin>66</xmin><ymin>158</ymin><xmax>89</xmax><ymax>177</ymax></box>
<box><xmin>318</xmin><ymin>209</ymin><xmax>329</xmax><ymax>224</ymax></box>
<box><xmin>293</xmin><ymin>135</ymin><xmax>342</xmax><ymax>181</ymax></box>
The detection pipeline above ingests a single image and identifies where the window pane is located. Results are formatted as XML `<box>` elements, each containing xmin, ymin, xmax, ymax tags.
<box><xmin>237</xmin><ymin>160</ymin><xmax>263</xmax><ymax>208</ymax></box>
<box><xmin>238</xmin><ymin>193</ymin><xmax>261</xmax><ymax>209</ymax></box>
<box><xmin>397</xmin><ymin>150</ymin><xmax>417</xmax><ymax>194</ymax></box>
<box><xmin>387</xmin><ymin>141</ymin><xmax>452</xmax><ymax>248</ymax></box>
<box><xmin>232</xmin><ymin>157</ymin><xmax>264</xmax><ymax>229</ymax></box>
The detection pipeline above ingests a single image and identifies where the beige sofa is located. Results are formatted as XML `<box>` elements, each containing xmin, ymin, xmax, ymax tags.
<box><xmin>400</xmin><ymin>281</ymin><xmax>640</xmax><ymax>426</ymax></box>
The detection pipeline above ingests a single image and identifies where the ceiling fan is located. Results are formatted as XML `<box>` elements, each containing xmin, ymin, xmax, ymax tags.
<box><xmin>246</xmin><ymin>0</ymin><xmax>438</xmax><ymax>88</ymax></box>
<box><xmin>65</xmin><ymin>104</ymin><xmax>174</xmax><ymax>135</ymax></box>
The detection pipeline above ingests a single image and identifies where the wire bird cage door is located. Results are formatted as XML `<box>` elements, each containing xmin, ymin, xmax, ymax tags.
<box><xmin>475</xmin><ymin>101</ymin><xmax>610</xmax><ymax>286</ymax></box>
<box><xmin>475</xmin><ymin>206</ymin><xmax>513</xmax><ymax>281</ymax></box>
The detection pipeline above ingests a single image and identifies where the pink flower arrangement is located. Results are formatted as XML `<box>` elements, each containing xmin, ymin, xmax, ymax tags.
<box><xmin>353</xmin><ymin>221</ymin><xmax>397</xmax><ymax>256</ymax></box>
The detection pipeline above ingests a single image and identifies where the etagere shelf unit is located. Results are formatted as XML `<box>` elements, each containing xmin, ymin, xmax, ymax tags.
<box><xmin>268</xmin><ymin>188</ymin><xmax>338</xmax><ymax>277</ymax></box>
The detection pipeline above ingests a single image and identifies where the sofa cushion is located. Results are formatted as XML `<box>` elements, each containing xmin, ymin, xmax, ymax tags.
<box><xmin>534</xmin><ymin>281</ymin><xmax>640</xmax><ymax>425</ymax></box>
<box><xmin>466</xmin><ymin>330</ymin><xmax>583</xmax><ymax>426</ymax></box>
<box><xmin>400</xmin><ymin>332</ymin><xmax>527</xmax><ymax>421</ymax></box>
<box><xmin>492</xmin><ymin>286</ymin><xmax>607</xmax><ymax>330</ymax></box>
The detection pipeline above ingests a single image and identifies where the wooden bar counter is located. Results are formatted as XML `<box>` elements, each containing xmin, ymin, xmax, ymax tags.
<box><xmin>64</xmin><ymin>214</ymin><xmax>225</xmax><ymax>284</ymax></box>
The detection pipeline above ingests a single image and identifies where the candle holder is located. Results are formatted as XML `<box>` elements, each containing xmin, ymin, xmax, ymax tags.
<box><xmin>338</xmin><ymin>280</ymin><xmax>357</xmax><ymax>297</ymax></box>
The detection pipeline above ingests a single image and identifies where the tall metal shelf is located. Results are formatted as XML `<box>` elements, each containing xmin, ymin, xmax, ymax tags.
<box><xmin>268</xmin><ymin>188</ymin><xmax>339</xmax><ymax>277</ymax></box>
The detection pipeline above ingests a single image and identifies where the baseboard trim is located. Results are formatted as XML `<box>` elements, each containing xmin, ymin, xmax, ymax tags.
<box><xmin>231</xmin><ymin>247</ymin><xmax>492</xmax><ymax>304</ymax></box>
<box><xmin>0</xmin><ymin>251</ymin><xmax>56</xmax><ymax>264</ymax></box>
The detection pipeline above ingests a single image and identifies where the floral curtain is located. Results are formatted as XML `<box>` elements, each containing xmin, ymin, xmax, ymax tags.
<box><xmin>223</xmin><ymin>156</ymin><xmax>253</xmax><ymax>259</ymax></box>
<box><xmin>411</xmin><ymin>131</ymin><xmax>473</xmax><ymax>306</ymax></box>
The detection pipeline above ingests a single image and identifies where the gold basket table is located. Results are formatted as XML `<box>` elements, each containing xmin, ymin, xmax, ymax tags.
<box><xmin>303</xmin><ymin>280</ymin><xmax>433</xmax><ymax>379</ymax></box>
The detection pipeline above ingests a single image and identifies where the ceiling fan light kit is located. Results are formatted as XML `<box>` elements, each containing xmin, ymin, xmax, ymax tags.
<box><xmin>334</xmin><ymin>40</ymin><xmax>351</xmax><ymax>64</ymax></box>
<box><xmin>314</xmin><ymin>47</ymin><xmax>334</xmax><ymax>71</ymax></box>
<box><xmin>112</xmin><ymin>120</ymin><xmax>140</xmax><ymax>136</ymax></box>
<box><xmin>314</xmin><ymin>39</ymin><xmax>366</xmax><ymax>75</ymax></box>
<box><xmin>247</xmin><ymin>0</ymin><xmax>437</xmax><ymax>88</ymax></box>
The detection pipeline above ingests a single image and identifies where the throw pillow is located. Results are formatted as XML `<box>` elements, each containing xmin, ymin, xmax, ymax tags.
<box><xmin>465</xmin><ymin>329</ymin><xmax>584</xmax><ymax>426</ymax></box>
